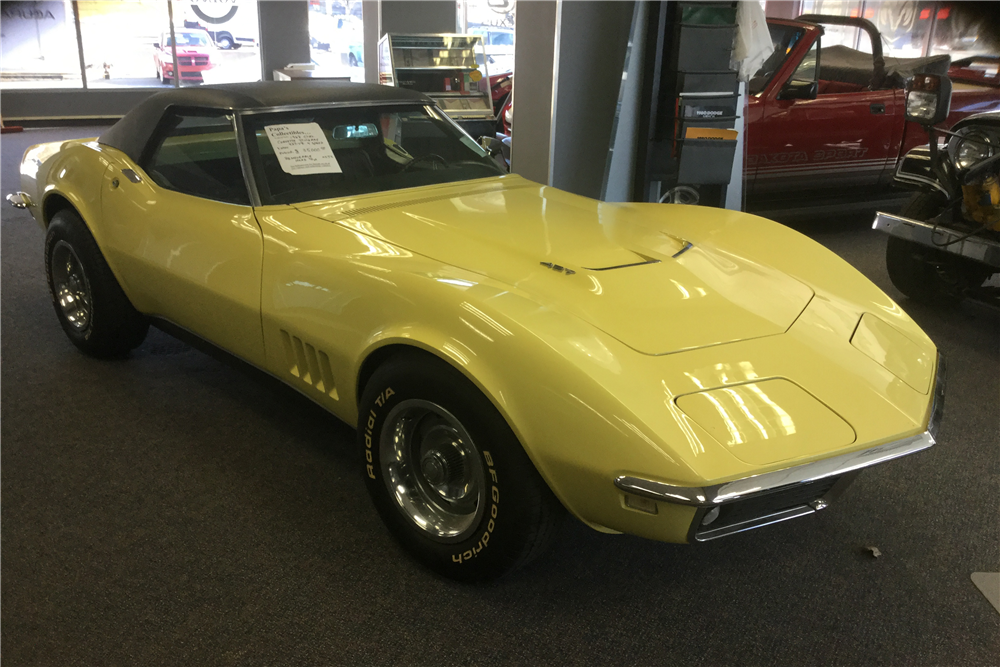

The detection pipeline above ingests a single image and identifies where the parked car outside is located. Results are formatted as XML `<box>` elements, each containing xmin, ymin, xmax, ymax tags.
<box><xmin>153</xmin><ymin>29</ymin><xmax>214</xmax><ymax>84</ymax></box>
<box><xmin>9</xmin><ymin>82</ymin><xmax>943</xmax><ymax>581</ymax></box>
<box><xmin>309</xmin><ymin>11</ymin><xmax>363</xmax><ymax>67</ymax></box>
<box><xmin>470</xmin><ymin>25</ymin><xmax>514</xmax><ymax>74</ymax></box>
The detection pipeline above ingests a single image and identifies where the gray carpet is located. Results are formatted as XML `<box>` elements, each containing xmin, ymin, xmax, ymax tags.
<box><xmin>3</xmin><ymin>127</ymin><xmax>998</xmax><ymax>666</ymax></box>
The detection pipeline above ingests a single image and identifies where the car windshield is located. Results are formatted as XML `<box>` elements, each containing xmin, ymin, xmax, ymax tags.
<box><xmin>169</xmin><ymin>32</ymin><xmax>209</xmax><ymax>47</ymax></box>
<box><xmin>749</xmin><ymin>25</ymin><xmax>807</xmax><ymax>95</ymax></box>
<box><xmin>242</xmin><ymin>104</ymin><xmax>505</xmax><ymax>205</ymax></box>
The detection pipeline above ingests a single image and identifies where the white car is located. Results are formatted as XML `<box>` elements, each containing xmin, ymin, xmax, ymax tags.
<box><xmin>470</xmin><ymin>26</ymin><xmax>514</xmax><ymax>74</ymax></box>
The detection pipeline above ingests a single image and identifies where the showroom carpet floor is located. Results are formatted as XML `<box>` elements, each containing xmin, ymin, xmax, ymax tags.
<box><xmin>3</xmin><ymin>127</ymin><xmax>998</xmax><ymax>666</ymax></box>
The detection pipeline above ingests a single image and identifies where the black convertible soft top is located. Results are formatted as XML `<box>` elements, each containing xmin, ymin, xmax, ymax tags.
<box><xmin>99</xmin><ymin>81</ymin><xmax>433</xmax><ymax>163</ymax></box>
<box><xmin>819</xmin><ymin>45</ymin><xmax>951</xmax><ymax>89</ymax></box>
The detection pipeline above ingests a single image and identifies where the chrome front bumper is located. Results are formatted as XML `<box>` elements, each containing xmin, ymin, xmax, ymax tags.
<box><xmin>6</xmin><ymin>192</ymin><xmax>31</xmax><ymax>209</ymax></box>
<box><xmin>615</xmin><ymin>354</ymin><xmax>946</xmax><ymax>542</ymax></box>
<box><xmin>873</xmin><ymin>211</ymin><xmax>1000</xmax><ymax>268</ymax></box>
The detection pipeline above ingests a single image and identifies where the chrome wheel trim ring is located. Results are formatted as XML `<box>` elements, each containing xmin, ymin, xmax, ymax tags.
<box><xmin>50</xmin><ymin>240</ymin><xmax>93</xmax><ymax>332</ymax></box>
<box><xmin>379</xmin><ymin>399</ymin><xmax>486</xmax><ymax>542</ymax></box>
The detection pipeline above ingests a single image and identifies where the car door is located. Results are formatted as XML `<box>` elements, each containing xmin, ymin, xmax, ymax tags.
<box><xmin>751</xmin><ymin>35</ymin><xmax>897</xmax><ymax>196</ymax></box>
<box><xmin>100</xmin><ymin>109</ymin><xmax>266</xmax><ymax>367</ymax></box>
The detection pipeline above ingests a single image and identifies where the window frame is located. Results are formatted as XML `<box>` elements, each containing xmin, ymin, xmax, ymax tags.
<box><xmin>140</xmin><ymin>106</ymin><xmax>255</xmax><ymax>207</ymax></box>
<box><xmin>237</xmin><ymin>101</ymin><xmax>503</xmax><ymax>207</ymax></box>
<box><xmin>789</xmin><ymin>38</ymin><xmax>821</xmax><ymax>86</ymax></box>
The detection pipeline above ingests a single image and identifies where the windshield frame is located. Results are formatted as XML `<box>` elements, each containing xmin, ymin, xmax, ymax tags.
<box><xmin>749</xmin><ymin>22</ymin><xmax>813</xmax><ymax>97</ymax></box>
<box><xmin>236</xmin><ymin>102</ymin><xmax>504</xmax><ymax>207</ymax></box>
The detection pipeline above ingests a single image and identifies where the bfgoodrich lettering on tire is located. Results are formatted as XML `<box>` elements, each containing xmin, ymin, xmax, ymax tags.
<box><xmin>360</xmin><ymin>351</ymin><xmax>563</xmax><ymax>581</ymax></box>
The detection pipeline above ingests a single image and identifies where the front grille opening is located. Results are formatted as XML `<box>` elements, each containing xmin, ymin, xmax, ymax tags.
<box><xmin>697</xmin><ymin>476</ymin><xmax>841</xmax><ymax>537</ymax></box>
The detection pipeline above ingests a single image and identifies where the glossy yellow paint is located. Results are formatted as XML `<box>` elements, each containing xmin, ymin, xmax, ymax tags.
<box><xmin>851</xmin><ymin>312</ymin><xmax>933</xmax><ymax>393</ymax></box>
<box><xmin>98</xmin><ymin>150</ymin><xmax>266</xmax><ymax>366</ymax></box>
<box><xmin>23</xmin><ymin>139</ymin><xmax>110</xmax><ymax>243</ymax></box>
<box><xmin>25</xmin><ymin>142</ymin><xmax>939</xmax><ymax>545</ymax></box>
<box><xmin>676</xmin><ymin>379</ymin><xmax>856</xmax><ymax>466</ymax></box>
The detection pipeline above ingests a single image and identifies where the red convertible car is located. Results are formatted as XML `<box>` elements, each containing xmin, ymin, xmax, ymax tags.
<box><xmin>153</xmin><ymin>29</ymin><xmax>214</xmax><ymax>85</ymax></box>
<box><xmin>745</xmin><ymin>15</ymin><xmax>1000</xmax><ymax>201</ymax></box>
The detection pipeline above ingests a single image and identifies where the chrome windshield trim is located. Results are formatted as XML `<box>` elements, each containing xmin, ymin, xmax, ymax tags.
<box><xmin>233</xmin><ymin>111</ymin><xmax>262</xmax><ymax>208</ymax></box>
<box><xmin>237</xmin><ymin>99</ymin><xmax>432</xmax><ymax>116</ymax></box>
<box><xmin>617</xmin><ymin>354</ymin><xmax>945</xmax><ymax>508</ymax></box>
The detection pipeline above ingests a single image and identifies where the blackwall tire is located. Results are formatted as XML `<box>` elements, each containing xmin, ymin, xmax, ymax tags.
<box><xmin>44</xmin><ymin>209</ymin><xmax>148</xmax><ymax>358</ymax></box>
<box><xmin>349</xmin><ymin>53</ymin><xmax>358</xmax><ymax>68</ymax></box>
<box><xmin>359</xmin><ymin>352</ymin><xmax>563</xmax><ymax>582</ymax></box>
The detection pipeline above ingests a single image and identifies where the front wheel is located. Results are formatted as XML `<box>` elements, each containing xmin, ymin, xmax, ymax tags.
<box><xmin>45</xmin><ymin>209</ymin><xmax>148</xmax><ymax>358</ymax></box>
<box><xmin>360</xmin><ymin>352</ymin><xmax>563</xmax><ymax>581</ymax></box>
<box><xmin>885</xmin><ymin>193</ymin><xmax>990</xmax><ymax>306</ymax></box>
<box><xmin>349</xmin><ymin>53</ymin><xmax>358</xmax><ymax>67</ymax></box>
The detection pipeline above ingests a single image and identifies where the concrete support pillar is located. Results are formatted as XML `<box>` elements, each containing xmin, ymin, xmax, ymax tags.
<box><xmin>259</xmin><ymin>0</ymin><xmax>310</xmax><ymax>81</ymax></box>
<box><xmin>509</xmin><ymin>1</ymin><xmax>557</xmax><ymax>184</ymax></box>
<box><xmin>363</xmin><ymin>0</ymin><xmax>380</xmax><ymax>83</ymax></box>
<box><xmin>603</xmin><ymin>2</ymin><xmax>648</xmax><ymax>202</ymax></box>
<box><xmin>549</xmin><ymin>1</ymin><xmax>634</xmax><ymax>198</ymax></box>
<box><xmin>511</xmin><ymin>1</ymin><xmax>633</xmax><ymax>197</ymax></box>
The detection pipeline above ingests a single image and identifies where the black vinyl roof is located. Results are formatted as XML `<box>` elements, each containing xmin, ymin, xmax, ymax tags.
<box><xmin>99</xmin><ymin>81</ymin><xmax>433</xmax><ymax>163</ymax></box>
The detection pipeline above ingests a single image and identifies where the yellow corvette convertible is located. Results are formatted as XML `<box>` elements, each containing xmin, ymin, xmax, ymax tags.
<box><xmin>11</xmin><ymin>82</ymin><xmax>943</xmax><ymax>581</ymax></box>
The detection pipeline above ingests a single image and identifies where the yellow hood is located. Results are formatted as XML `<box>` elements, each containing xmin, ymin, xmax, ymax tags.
<box><xmin>297</xmin><ymin>176</ymin><xmax>814</xmax><ymax>355</ymax></box>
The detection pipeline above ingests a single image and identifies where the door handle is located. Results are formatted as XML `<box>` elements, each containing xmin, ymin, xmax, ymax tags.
<box><xmin>870</xmin><ymin>103</ymin><xmax>886</xmax><ymax>115</ymax></box>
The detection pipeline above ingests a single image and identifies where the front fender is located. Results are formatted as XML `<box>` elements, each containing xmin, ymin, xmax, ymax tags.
<box><xmin>31</xmin><ymin>140</ymin><xmax>113</xmax><ymax>240</ymax></box>
<box><xmin>257</xmin><ymin>206</ymin><xmax>707</xmax><ymax>538</ymax></box>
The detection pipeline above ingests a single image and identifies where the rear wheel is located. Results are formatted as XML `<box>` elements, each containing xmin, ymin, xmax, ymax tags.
<box><xmin>349</xmin><ymin>52</ymin><xmax>358</xmax><ymax>67</ymax></box>
<box><xmin>45</xmin><ymin>209</ymin><xmax>148</xmax><ymax>358</ymax></box>
<box><xmin>359</xmin><ymin>351</ymin><xmax>563</xmax><ymax>581</ymax></box>
<box><xmin>885</xmin><ymin>193</ymin><xmax>990</xmax><ymax>306</ymax></box>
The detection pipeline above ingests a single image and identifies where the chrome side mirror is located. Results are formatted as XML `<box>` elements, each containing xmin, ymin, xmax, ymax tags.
<box><xmin>906</xmin><ymin>74</ymin><xmax>952</xmax><ymax>126</ymax></box>
<box><xmin>479</xmin><ymin>135</ymin><xmax>504</xmax><ymax>156</ymax></box>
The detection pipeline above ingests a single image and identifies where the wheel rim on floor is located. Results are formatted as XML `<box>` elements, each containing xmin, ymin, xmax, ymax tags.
<box><xmin>50</xmin><ymin>240</ymin><xmax>93</xmax><ymax>331</ymax></box>
<box><xmin>380</xmin><ymin>399</ymin><xmax>486</xmax><ymax>541</ymax></box>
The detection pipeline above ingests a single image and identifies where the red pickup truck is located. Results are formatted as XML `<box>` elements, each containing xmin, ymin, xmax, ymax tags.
<box><xmin>746</xmin><ymin>15</ymin><xmax>1000</xmax><ymax>201</ymax></box>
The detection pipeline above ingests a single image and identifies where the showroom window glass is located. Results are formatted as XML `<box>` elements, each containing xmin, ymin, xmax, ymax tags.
<box><xmin>78</xmin><ymin>1</ymin><xmax>170</xmax><ymax>88</ymax></box>
<box><xmin>80</xmin><ymin>0</ymin><xmax>261</xmax><ymax>88</ymax></box>
<box><xmin>797</xmin><ymin>1</ymin><xmax>995</xmax><ymax>60</ymax></box>
<box><xmin>2</xmin><ymin>0</ymin><xmax>262</xmax><ymax>90</ymax></box>
<box><xmin>1</xmin><ymin>1</ymin><xmax>84</xmax><ymax>89</ymax></box>
<box><xmin>460</xmin><ymin>0</ymin><xmax>515</xmax><ymax>76</ymax></box>
<box><xmin>308</xmin><ymin>0</ymin><xmax>365</xmax><ymax>82</ymax></box>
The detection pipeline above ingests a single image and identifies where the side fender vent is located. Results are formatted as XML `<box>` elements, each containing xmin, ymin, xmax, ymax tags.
<box><xmin>280</xmin><ymin>330</ymin><xmax>339</xmax><ymax>400</ymax></box>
